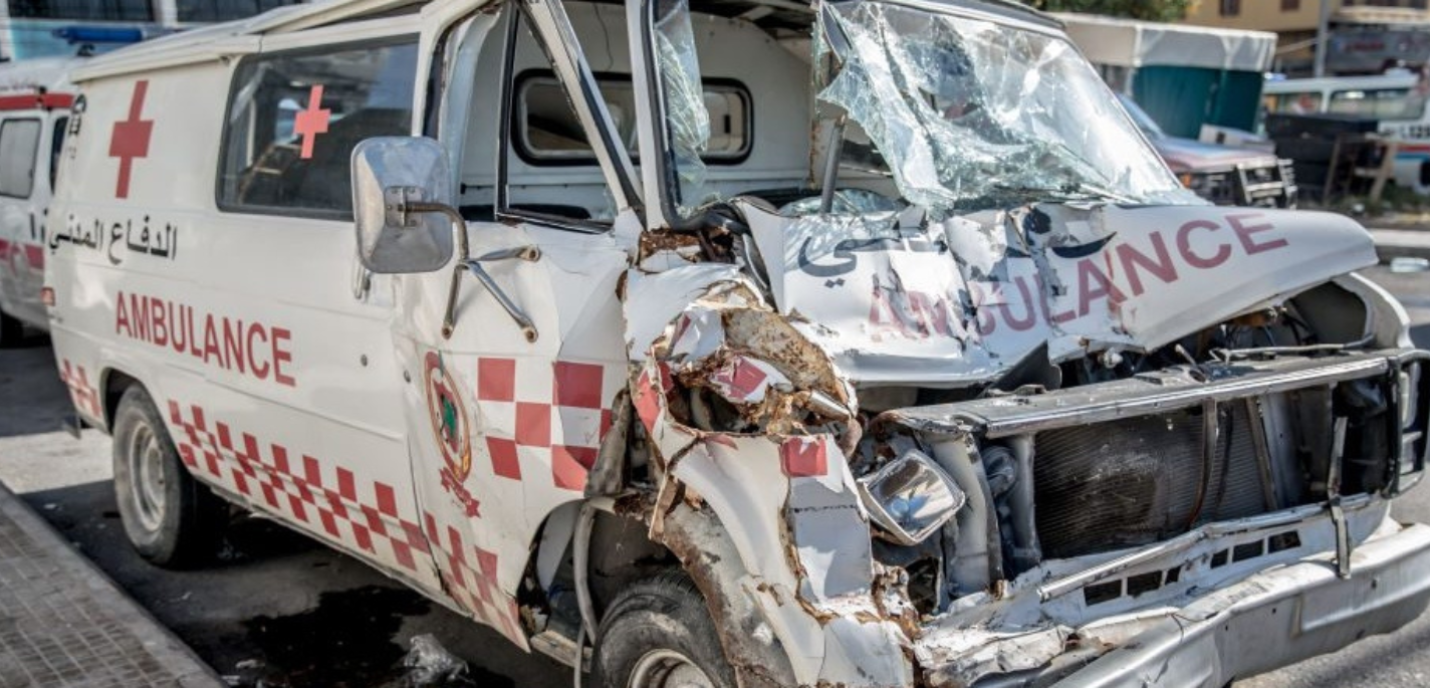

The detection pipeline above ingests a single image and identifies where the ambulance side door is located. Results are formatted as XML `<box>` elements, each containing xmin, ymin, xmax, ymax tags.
<box><xmin>388</xmin><ymin>2</ymin><xmax>639</xmax><ymax>645</ymax></box>
<box><xmin>165</xmin><ymin>21</ymin><xmax>445</xmax><ymax>595</ymax></box>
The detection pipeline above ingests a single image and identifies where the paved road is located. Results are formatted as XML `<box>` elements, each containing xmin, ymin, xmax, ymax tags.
<box><xmin>0</xmin><ymin>265</ymin><xmax>1429</xmax><ymax>687</ymax></box>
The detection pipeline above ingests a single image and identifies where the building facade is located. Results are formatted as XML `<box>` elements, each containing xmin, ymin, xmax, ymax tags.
<box><xmin>1184</xmin><ymin>0</ymin><xmax>1430</xmax><ymax>75</ymax></box>
<box><xmin>0</xmin><ymin>0</ymin><xmax>307</xmax><ymax>61</ymax></box>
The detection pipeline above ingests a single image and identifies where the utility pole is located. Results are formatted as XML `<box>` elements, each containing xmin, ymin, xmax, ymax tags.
<box><xmin>1314</xmin><ymin>0</ymin><xmax>1332</xmax><ymax>77</ymax></box>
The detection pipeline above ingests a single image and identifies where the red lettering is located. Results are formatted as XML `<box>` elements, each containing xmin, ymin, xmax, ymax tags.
<box><xmin>115</xmin><ymin>290</ymin><xmax>130</xmax><ymax>336</ymax></box>
<box><xmin>223</xmin><ymin>319</ymin><xmax>246</xmax><ymax>374</ymax></box>
<box><xmin>186</xmin><ymin>306</ymin><xmax>202</xmax><ymax>360</ymax></box>
<box><xmin>168</xmin><ymin>303</ymin><xmax>186</xmax><ymax>353</ymax></box>
<box><xmin>907</xmin><ymin>291</ymin><xmax>960</xmax><ymax>339</ymax></box>
<box><xmin>202</xmin><ymin>314</ymin><xmax>223</xmax><ymax>367</ymax></box>
<box><xmin>1000</xmin><ymin>276</ymin><xmax>1039</xmax><ymax>332</ymax></box>
<box><xmin>1176</xmin><ymin>220</ymin><xmax>1232</xmax><ymax>269</ymax></box>
<box><xmin>247</xmin><ymin>324</ymin><xmax>270</xmax><ymax>380</ymax></box>
<box><xmin>130</xmin><ymin>293</ymin><xmax>150</xmax><ymax>342</ymax></box>
<box><xmin>1115</xmin><ymin>233</ymin><xmax>1179</xmax><ymax>297</ymax></box>
<box><xmin>150</xmin><ymin>297</ymin><xmax>168</xmax><ymax>347</ymax></box>
<box><xmin>1076</xmin><ymin>257</ymin><xmax>1126</xmax><ymax>317</ymax></box>
<box><xmin>1228</xmin><ymin>213</ymin><xmax>1288</xmax><ymax>255</ymax></box>
<box><xmin>869</xmin><ymin>279</ymin><xmax>918</xmax><ymax>338</ymax></box>
<box><xmin>108</xmin><ymin>292</ymin><xmax>296</xmax><ymax>386</ymax></box>
<box><xmin>272</xmin><ymin>328</ymin><xmax>295</xmax><ymax>387</ymax></box>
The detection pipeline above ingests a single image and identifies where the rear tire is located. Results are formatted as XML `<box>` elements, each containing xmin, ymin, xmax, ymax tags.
<box><xmin>590</xmin><ymin>573</ymin><xmax>735</xmax><ymax>688</ymax></box>
<box><xmin>0</xmin><ymin>309</ymin><xmax>21</xmax><ymax>348</ymax></box>
<box><xmin>112</xmin><ymin>385</ymin><xmax>224</xmax><ymax>567</ymax></box>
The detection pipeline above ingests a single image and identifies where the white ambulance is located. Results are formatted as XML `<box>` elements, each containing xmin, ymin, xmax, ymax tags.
<box><xmin>46</xmin><ymin>0</ymin><xmax>1430</xmax><ymax>686</ymax></box>
<box><xmin>1264</xmin><ymin>72</ymin><xmax>1430</xmax><ymax>193</ymax></box>
<box><xmin>0</xmin><ymin>57</ymin><xmax>76</xmax><ymax>345</ymax></box>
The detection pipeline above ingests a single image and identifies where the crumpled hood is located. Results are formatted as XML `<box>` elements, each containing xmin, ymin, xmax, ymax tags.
<box><xmin>1154</xmin><ymin>136</ymin><xmax>1278</xmax><ymax>173</ymax></box>
<box><xmin>741</xmin><ymin>201</ymin><xmax>1377</xmax><ymax>387</ymax></box>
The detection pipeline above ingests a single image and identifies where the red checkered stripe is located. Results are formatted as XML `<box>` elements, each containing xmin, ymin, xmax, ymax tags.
<box><xmin>422</xmin><ymin>511</ymin><xmax>527</xmax><ymax>649</ymax></box>
<box><xmin>165</xmin><ymin>401</ymin><xmax>430</xmax><ymax>573</ymax></box>
<box><xmin>474</xmin><ymin>357</ymin><xmax>621</xmax><ymax>491</ymax></box>
<box><xmin>59</xmin><ymin>359</ymin><xmax>102</xmax><ymax>418</ymax></box>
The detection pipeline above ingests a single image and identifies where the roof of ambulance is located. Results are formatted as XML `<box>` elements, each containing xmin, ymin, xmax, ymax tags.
<box><xmin>69</xmin><ymin>0</ymin><xmax>412</xmax><ymax>82</ymax></box>
<box><xmin>70</xmin><ymin>0</ymin><xmax>1057</xmax><ymax>82</ymax></box>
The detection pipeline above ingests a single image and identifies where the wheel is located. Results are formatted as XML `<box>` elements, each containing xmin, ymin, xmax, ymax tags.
<box><xmin>112</xmin><ymin>385</ymin><xmax>224</xmax><ymax>567</ymax></box>
<box><xmin>0</xmin><ymin>309</ymin><xmax>21</xmax><ymax>348</ymax></box>
<box><xmin>590</xmin><ymin>573</ymin><xmax>736</xmax><ymax>688</ymax></box>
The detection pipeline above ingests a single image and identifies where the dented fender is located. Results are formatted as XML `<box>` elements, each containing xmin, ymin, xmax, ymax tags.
<box><xmin>622</xmin><ymin>265</ymin><xmax>914</xmax><ymax>686</ymax></box>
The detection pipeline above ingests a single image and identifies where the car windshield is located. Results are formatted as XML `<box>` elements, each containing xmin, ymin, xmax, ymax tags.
<box><xmin>813</xmin><ymin>1</ymin><xmax>1198</xmax><ymax>213</ymax></box>
<box><xmin>1116</xmin><ymin>93</ymin><xmax>1167</xmax><ymax>140</ymax></box>
<box><xmin>648</xmin><ymin>0</ymin><xmax>1201</xmax><ymax>218</ymax></box>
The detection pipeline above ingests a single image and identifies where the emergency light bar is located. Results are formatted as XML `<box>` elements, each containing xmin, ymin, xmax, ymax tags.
<box><xmin>51</xmin><ymin>26</ymin><xmax>146</xmax><ymax>45</ymax></box>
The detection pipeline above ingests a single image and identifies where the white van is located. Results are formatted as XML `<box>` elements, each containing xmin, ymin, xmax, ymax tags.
<box><xmin>47</xmin><ymin>0</ymin><xmax>1430</xmax><ymax>686</ymax></box>
<box><xmin>0</xmin><ymin>58</ymin><xmax>75</xmax><ymax>345</ymax></box>
<box><xmin>1264</xmin><ymin>72</ymin><xmax>1430</xmax><ymax>192</ymax></box>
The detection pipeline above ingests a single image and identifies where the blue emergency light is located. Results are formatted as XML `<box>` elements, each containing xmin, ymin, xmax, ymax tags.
<box><xmin>51</xmin><ymin>26</ymin><xmax>146</xmax><ymax>45</ymax></box>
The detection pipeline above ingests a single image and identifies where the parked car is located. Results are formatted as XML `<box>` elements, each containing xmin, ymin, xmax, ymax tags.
<box><xmin>46</xmin><ymin>0</ymin><xmax>1430</xmax><ymax>686</ymax></box>
<box><xmin>0</xmin><ymin>57</ymin><xmax>74</xmax><ymax>345</ymax></box>
<box><xmin>1265</xmin><ymin>72</ymin><xmax>1430</xmax><ymax>193</ymax></box>
<box><xmin>1119</xmin><ymin>94</ymin><xmax>1298</xmax><ymax>207</ymax></box>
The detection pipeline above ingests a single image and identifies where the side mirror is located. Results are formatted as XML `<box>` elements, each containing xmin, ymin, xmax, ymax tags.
<box><xmin>351</xmin><ymin>136</ymin><xmax>456</xmax><ymax>274</ymax></box>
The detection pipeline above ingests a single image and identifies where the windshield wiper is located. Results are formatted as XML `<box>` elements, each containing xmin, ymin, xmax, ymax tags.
<box><xmin>1071</xmin><ymin>181</ymin><xmax>1135</xmax><ymax>204</ymax></box>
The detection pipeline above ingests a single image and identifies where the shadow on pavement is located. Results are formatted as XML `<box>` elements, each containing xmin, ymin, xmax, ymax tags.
<box><xmin>21</xmin><ymin>479</ymin><xmax>564</xmax><ymax>687</ymax></box>
<box><xmin>0</xmin><ymin>335</ymin><xmax>70</xmax><ymax>440</ymax></box>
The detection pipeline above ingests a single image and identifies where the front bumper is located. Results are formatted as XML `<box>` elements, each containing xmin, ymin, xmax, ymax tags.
<box><xmin>992</xmin><ymin>519</ymin><xmax>1430</xmax><ymax>687</ymax></box>
<box><xmin>1186</xmin><ymin>160</ymin><xmax>1297</xmax><ymax>208</ymax></box>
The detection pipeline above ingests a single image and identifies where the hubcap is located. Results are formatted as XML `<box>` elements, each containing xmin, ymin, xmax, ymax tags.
<box><xmin>629</xmin><ymin>649</ymin><xmax>714</xmax><ymax>688</ymax></box>
<box><xmin>127</xmin><ymin>423</ymin><xmax>167</xmax><ymax>532</ymax></box>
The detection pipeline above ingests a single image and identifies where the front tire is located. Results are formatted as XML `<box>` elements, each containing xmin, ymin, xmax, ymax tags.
<box><xmin>112</xmin><ymin>385</ymin><xmax>224</xmax><ymax>567</ymax></box>
<box><xmin>590</xmin><ymin>574</ymin><xmax>735</xmax><ymax>688</ymax></box>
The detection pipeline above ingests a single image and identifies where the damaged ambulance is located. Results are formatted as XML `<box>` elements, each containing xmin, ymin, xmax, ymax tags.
<box><xmin>45</xmin><ymin>0</ymin><xmax>1430</xmax><ymax>685</ymax></box>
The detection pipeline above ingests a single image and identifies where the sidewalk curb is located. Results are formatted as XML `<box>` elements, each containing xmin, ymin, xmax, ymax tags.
<box><xmin>1372</xmin><ymin>228</ymin><xmax>1430</xmax><ymax>261</ymax></box>
<box><xmin>0</xmin><ymin>479</ymin><xmax>226</xmax><ymax>688</ymax></box>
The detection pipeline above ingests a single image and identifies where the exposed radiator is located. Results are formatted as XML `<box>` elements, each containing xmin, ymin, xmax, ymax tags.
<box><xmin>1033</xmin><ymin>402</ymin><xmax>1273</xmax><ymax>559</ymax></box>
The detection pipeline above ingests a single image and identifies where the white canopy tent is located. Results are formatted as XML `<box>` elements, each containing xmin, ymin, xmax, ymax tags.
<box><xmin>1054</xmin><ymin>13</ymin><xmax>1276</xmax><ymax>72</ymax></box>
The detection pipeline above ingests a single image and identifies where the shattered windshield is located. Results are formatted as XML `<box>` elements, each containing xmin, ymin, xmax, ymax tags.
<box><xmin>814</xmin><ymin>1</ymin><xmax>1200</xmax><ymax>213</ymax></box>
<box><xmin>652</xmin><ymin>0</ymin><xmax>714</xmax><ymax>217</ymax></box>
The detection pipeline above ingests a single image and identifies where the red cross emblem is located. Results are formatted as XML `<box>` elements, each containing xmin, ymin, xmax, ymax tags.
<box><xmin>294</xmin><ymin>85</ymin><xmax>331</xmax><ymax>160</ymax></box>
<box><xmin>109</xmin><ymin>80</ymin><xmax>153</xmax><ymax>199</ymax></box>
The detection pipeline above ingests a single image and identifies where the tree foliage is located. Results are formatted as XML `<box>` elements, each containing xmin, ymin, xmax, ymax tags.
<box><xmin>1019</xmin><ymin>0</ymin><xmax>1194</xmax><ymax>22</ymax></box>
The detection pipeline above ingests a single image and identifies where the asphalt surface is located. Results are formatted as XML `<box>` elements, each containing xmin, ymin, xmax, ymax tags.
<box><xmin>1</xmin><ymin>264</ymin><xmax>1429</xmax><ymax>688</ymax></box>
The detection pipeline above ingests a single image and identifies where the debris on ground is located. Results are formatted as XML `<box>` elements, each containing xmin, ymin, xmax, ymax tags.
<box><xmin>401</xmin><ymin>634</ymin><xmax>469</xmax><ymax>686</ymax></box>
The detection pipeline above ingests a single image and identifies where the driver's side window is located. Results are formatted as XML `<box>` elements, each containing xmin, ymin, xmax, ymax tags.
<box><xmin>217</xmin><ymin>38</ymin><xmax>418</xmax><ymax>219</ymax></box>
<box><xmin>459</xmin><ymin>4</ymin><xmax>623</xmax><ymax>229</ymax></box>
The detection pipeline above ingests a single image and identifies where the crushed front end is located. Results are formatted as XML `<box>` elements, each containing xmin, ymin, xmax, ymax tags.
<box><xmin>624</xmin><ymin>236</ymin><xmax>1430</xmax><ymax>686</ymax></box>
<box><xmin>618</xmin><ymin>0</ymin><xmax>1430</xmax><ymax>685</ymax></box>
<box><xmin>885</xmin><ymin>347</ymin><xmax>1430</xmax><ymax>686</ymax></box>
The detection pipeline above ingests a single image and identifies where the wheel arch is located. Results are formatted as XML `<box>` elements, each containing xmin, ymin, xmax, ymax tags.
<box><xmin>561</xmin><ymin>499</ymin><xmax>797</xmax><ymax>688</ymax></box>
<box><xmin>100</xmin><ymin>366</ymin><xmax>144</xmax><ymax>433</ymax></box>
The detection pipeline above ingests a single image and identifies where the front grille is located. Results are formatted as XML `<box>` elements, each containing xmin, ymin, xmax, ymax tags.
<box><xmin>1033</xmin><ymin>403</ymin><xmax>1271</xmax><ymax>559</ymax></box>
<box><xmin>1245</xmin><ymin>165</ymin><xmax>1276</xmax><ymax>184</ymax></box>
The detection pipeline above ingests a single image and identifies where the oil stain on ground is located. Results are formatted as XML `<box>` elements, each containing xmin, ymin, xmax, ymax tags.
<box><xmin>240</xmin><ymin>584</ymin><xmax>517</xmax><ymax>687</ymax></box>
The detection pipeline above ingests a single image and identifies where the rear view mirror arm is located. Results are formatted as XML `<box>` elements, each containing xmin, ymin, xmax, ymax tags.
<box><xmin>444</xmin><ymin>249</ymin><xmax>542</xmax><ymax>342</ymax></box>
<box><xmin>385</xmin><ymin>193</ymin><xmax>542</xmax><ymax>342</ymax></box>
